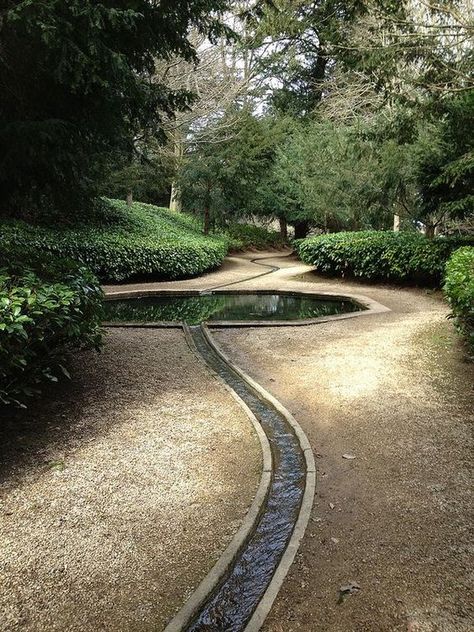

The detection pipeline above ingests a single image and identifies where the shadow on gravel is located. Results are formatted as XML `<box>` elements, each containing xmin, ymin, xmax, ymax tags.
<box><xmin>0</xmin><ymin>330</ymin><xmax>185</xmax><ymax>486</ymax></box>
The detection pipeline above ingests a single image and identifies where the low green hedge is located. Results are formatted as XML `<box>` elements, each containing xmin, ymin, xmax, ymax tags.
<box><xmin>222</xmin><ymin>223</ymin><xmax>286</xmax><ymax>251</ymax></box>
<box><xmin>295</xmin><ymin>231</ymin><xmax>474</xmax><ymax>285</ymax></box>
<box><xmin>0</xmin><ymin>199</ymin><xmax>228</xmax><ymax>283</ymax></box>
<box><xmin>0</xmin><ymin>256</ymin><xmax>103</xmax><ymax>407</ymax></box>
<box><xmin>444</xmin><ymin>247</ymin><xmax>474</xmax><ymax>352</ymax></box>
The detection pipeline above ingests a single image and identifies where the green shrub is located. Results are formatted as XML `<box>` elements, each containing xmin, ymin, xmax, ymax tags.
<box><xmin>0</xmin><ymin>256</ymin><xmax>103</xmax><ymax>407</ymax></box>
<box><xmin>0</xmin><ymin>199</ymin><xmax>228</xmax><ymax>283</ymax></box>
<box><xmin>444</xmin><ymin>247</ymin><xmax>474</xmax><ymax>352</ymax></box>
<box><xmin>222</xmin><ymin>223</ymin><xmax>286</xmax><ymax>251</ymax></box>
<box><xmin>295</xmin><ymin>231</ymin><xmax>474</xmax><ymax>285</ymax></box>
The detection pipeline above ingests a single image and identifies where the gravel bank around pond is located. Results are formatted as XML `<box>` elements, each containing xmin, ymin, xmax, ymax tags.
<box><xmin>0</xmin><ymin>328</ymin><xmax>261</xmax><ymax>632</ymax></box>
<box><xmin>213</xmin><ymin>257</ymin><xmax>473</xmax><ymax>632</ymax></box>
<box><xmin>2</xmin><ymin>252</ymin><xmax>471</xmax><ymax>632</ymax></box>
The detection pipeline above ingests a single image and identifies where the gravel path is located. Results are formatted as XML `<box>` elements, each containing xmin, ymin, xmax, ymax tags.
<box><xmin>0</xmin><ymin>329</ymin><xmax>261</xmax><ymax>631</ymax></box>
<box><xmin>1</xmin><ymin>252</ymin><xmax>472</xmax><ymax>632</ymax></box>
<box><xmin>213</xmin><ymin>255</ymin><xmax>474</xmax><ymax>632</ymax></box>
<box><xmin>101</xmin><ymin>250</ymin><xmax>292</xmax><ymax>296</ymax></box>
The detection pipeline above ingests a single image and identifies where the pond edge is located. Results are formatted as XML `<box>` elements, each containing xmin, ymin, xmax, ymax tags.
<box><xmin>102</xmin><ymin>287</ymin><xmax>390</xmax><ymax>328</ymax></box>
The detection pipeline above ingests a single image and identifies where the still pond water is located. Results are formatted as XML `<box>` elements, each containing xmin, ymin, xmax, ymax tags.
<box><xmin>104</xmin><ymin>292</ymin><xmax>361</xmax><ymax>325</ymax></box>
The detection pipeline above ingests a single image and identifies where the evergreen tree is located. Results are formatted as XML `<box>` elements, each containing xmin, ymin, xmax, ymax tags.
<box><xmin>0</xmin><ymin>0</ymin><xmax>229</xmax><ymax>218</ymax></box>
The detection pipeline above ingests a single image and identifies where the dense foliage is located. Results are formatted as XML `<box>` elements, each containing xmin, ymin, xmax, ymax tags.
<box><xmin>0</xmin><ymin>0</ymin><xmax>228</xmax><ymax>218</ymax></box>
<box><xmin>168</xmin><ymin>1</ymin><xmax>472</xmax><ymax>239</ymax></box>
<box><xmin>444</xmin><ymin>247</ymin><xmax>474</xmax><ymax>352</ymax></box>
<box><xmin>223</xmin><ymin>223</ymin><xmax>287</xmax><ymax>251</ymax></box>
<box><xmin>0</xmin><ymin>200</ymin><xmax>228</xmax><ymax>283</ymax></box>
<box><xmin>0</xmin><ymin>256</ymin><xmax>103</xmax><ymax>407</ymax></box>
<box><xmin>296</xmin><ymin>231</ymin><xmax>474</xmax><ymax>285</ymax></box>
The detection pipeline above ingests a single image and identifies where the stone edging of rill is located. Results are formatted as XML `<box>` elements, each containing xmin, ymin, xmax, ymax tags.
<box><xmin>199</xmin><ymin>325</ymin><xmax>316</xmax><ymax>632</ymax></box>
<box><xmin>164</xmin><ymin>323</ymin><xmax>316</xmax><ymax>631</ymax></box>
<box><xmin>162</xmin><ymin>325</ymin><xmax>273</xmax><ymax>632</ymax></box>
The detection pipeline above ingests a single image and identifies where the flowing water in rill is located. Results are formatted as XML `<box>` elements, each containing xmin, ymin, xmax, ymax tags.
<box><xmin>104</xmin><ymin>292</ymin><xmax>361</xmax><ymax>324</ymax></box>
<box><xmin>184</xmin><ymin>326</ymin><xmax>306</xmax><ymax>631</ymax></box>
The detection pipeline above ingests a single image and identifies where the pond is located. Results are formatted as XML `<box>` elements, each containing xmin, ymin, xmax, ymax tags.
<box><xmin>104</xmin><ymin>292</ymin><xmax>362</xmax><ymax>325</ymax></box>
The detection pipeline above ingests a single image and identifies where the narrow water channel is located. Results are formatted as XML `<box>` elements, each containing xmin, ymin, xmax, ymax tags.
<box><xmin>184</xmin><ymin>325</ymin><xmax>306</xmax><ymax>631</ymax></box>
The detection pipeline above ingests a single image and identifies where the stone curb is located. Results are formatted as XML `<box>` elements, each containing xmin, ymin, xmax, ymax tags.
<box><xmin>199</xmin><ymin>325</ymin><xmax>316</xmax><ymax>632</ymax></box>
<box><xmin>162</xmin><ymin>326</ymin><xmax>273</xmax><ymax>632</ymax></box>
<box><xmin>164</xmin><ymin>323</ymin><xmax>316</xmax><ymax>631</ymax></box>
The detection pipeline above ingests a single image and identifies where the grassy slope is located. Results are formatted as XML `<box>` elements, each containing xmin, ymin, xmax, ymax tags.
<box><xmin>0</xmin><ymin>200</ymin><xmax>228</xmax><ymax>282</ymax></box>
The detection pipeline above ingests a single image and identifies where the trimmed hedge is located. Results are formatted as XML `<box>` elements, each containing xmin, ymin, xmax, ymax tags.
<box><xmin>0</xmin><ymin>199</ymin><xmax>228</xmax><ymax>283</ymax></box>
<box><xmin>444</xmin><ymin>247</ymin><xmax>474</xmax><ymax>351</ymax></box>
<box><xmin>295</xmin><ymin>231</ymin><xmax>474</xmax><ymax>285</ymax></box>
<box><xmin>1</xmin><ymin>256</ymin><xmax>103</xmax><ymax>407</ymax></box>
<box><xmin>223</xmin><ymin>223</ymin><xmax>287</xmax><ymax>251</ymax></box>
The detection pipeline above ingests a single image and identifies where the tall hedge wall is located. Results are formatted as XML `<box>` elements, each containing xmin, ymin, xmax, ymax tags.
<box><xmin>444</xmin><ymin>247</ymin><xmax>474</xmax><ymax>352</ymax></box>
<box><xmin>295</xmin><ymin>231</ymin><xmax>474</xmax><ymax>285</ymax></box>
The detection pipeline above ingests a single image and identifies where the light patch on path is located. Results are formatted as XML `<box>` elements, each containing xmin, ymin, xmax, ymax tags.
<box><xmin>211</xmin><ymin>255</ymin><xmax>473</xmax><ymax>632</ymax></box>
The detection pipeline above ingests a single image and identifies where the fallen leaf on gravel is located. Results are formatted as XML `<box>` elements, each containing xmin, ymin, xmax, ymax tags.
<box><xmin>342</xmin><ymin>454</ymin><xmax>356</xmax><ymax>460</ymax></box>
<box><xmin>339</xmin><ymin>581</ymin><xmax>360</xmax><ymax>594</ymax></box>
<box><xmin>47</xmin><ymin>460</ymin><xmax>65</xmax><ymax>471</ymax></box>
<box><xmin>329</xmin><ymin>502</ymin><xmax>335</xmax><ymax>510</ymax></box>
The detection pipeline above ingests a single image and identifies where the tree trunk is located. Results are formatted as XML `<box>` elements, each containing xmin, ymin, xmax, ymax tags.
<box><xmin>126</xmin><ymin>191</ymin><xmax>133</xmax><ymax>207</ymax></box>
<box><xmin>169</xmin><ymin>181</ymin><xmax>181</xmax><ymax>212</ymax></box>
<box><xmin>203</xmin><ymin>206</ymin><xmax>210</xmax><ymax>235</ymax></box>
<box><xmin>169</xmin><ymin>131</ymin><xmax>183</xmax><ymax>212</ymax></box>
<box><xmin>425</xmin><ymin>223</ymin><xmax>435</xmax><ymax>239</ymax></box>
<box><xmin>294</xmin><ymin>220</ymin><xmax>309</xmax><ymax>240</ymax></box>
<box><xmin>393</xmin><ymin>213</ymin><xmax>400</xmax><ymax>232</ymax></box>
<box><xmin>279</xmin><ymin>217</ymin><xmax>288</xmax><ymax>240</ymax></box>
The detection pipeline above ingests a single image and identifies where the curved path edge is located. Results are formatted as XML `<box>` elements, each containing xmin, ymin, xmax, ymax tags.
<box><xmin>163</xmin><ymin>326</ymin><xmax>273</xmax><ymax>632</ymax></box>
<box><xmin>164</xmin><ymin>324</ymin><xmax>315</xmax><ymax>631</ymax></box>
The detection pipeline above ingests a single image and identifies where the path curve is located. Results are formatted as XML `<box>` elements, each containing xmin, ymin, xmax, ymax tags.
<box><xmin>164</xmin><ymin>255</ymin><xmax>316</xmax><ymax>631</ymax></box>
<box><xmin>204</xmin><ymin>254</ymin><xmax>291</xmax><ymax>291</ymax></box>
<box><xmin>102</xmin><ymin>252</ymin><xmax>391</xmax><ymax>631</ymax></box>
<box><xmin>104</xmin><ymin>253</ymin><xmax>321</xmax><ymax>631</ymax></box>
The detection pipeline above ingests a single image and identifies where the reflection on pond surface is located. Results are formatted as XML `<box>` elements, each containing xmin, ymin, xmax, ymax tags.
<box><xmin>104</xmin><ymin>292</ymin><xmax>361</xmax><ymax>324</ymax></box>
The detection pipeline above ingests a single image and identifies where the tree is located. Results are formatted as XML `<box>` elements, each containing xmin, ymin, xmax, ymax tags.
<box><xmin>244</xmin><ymin>0</ymin><xmax>367</xmax><ymax>115</ymax></box>
<box><xmin>270</xmin><ymin>118</ymin><xmax>394</xmax><ymax>235</ymax></box>
<box><xmin>103</xmin><ymin>139</ymin><xmax>175</xmax><ymax>208</ymax></box>
<box><xmin>416</xmin><ymin>91</ymin><xmax>474</xmax><ymax>235</ymax></box>
<box><xmin>0</xmin><ymin>0</ymin><xmax>229</xmax><ymax>219</ymax></box>
<box><xmin>154</xmin><ymin>29</ymin><xmax>251</xmax><ymax>212</ymax></box>
<box><xmin>179</xmin><ymin>109</ymin><xmax>285</xmax><ymax>230</ymax></box>
<box><xmin>308</xmin><ymin>0</ymin><xmax>474</xmax><ymax>234</ymax></box>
